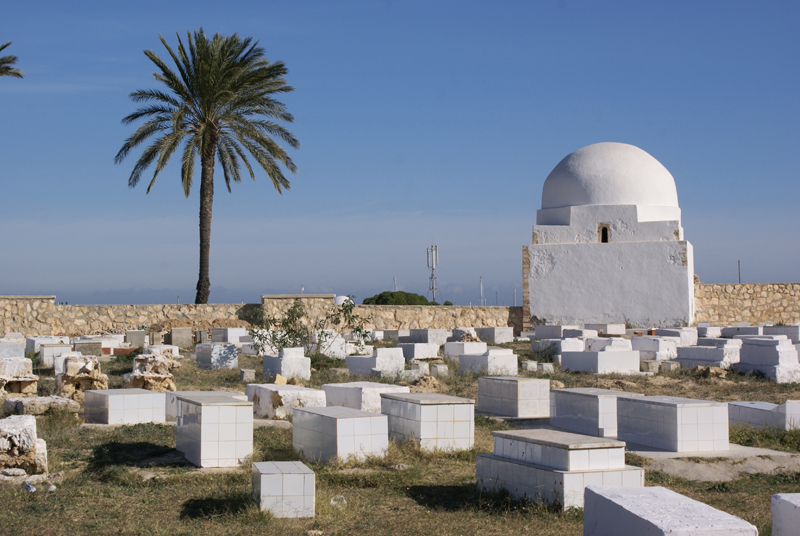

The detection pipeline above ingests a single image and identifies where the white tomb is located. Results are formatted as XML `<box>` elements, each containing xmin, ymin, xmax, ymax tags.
<box><xmin>534</xmin><ymin>325</ymin><xmax>579</xmax><ymax>339</ymax></box>
<box><xmin>25</xmin><ymin>336</ymin><xmax>69</xmax><ymax>355</ymax></box>
<box><xmin>345</xmin><ymin>347</ymin><xmax>405</xmax><ymax>377</ymax></box>
<box><xmin>721</xmin><ymin>326</ymin><xmax>762</xmax><ymax>337</ymax></box>
<box><xmin>585</xmin><ymin>337</ymin><xmax>632</xmax><ymax>352</ymax></box>
<box><xmin>653</xmin><ymin>327</ymin><xmax>698</xmax><ymax>347</ymax></box>
<box><xmin>477</xmin><ymin>377</ymin><xmax>549</xmax><ymax>418</ymax></box>
<box><xmin>39</xmin><ymin>344</ymin><xmax>72</xmax><ymax>368</ymax></box>
<box><xmin>728</xmin><ymin>400</ymin><xmax>800</xmax><ymax>430</ymax></box>
<box><xmin>476</xmin><ymin>429</ymin><xmax>644</xmax><ymax>509</ymax></box>
<box><xmin>246</xmin><ymin>384</ymin><xmax>326</xmax><ymax>419</ymax></box>
<box><xmin>443</xmin><ymin>341</ymin><xmax>487</xmax><ymax>358</ymax></box>
<box><xmin>408</xmin><ymin>329</ymin><xmax>449</xmax><ymax>346</ymax></box>
<box><xmin>474</xmin><ymin>327</ymin><xmax>514</xmax><ymax>344</ymax></box>
<box><xmin>617</xmin><ymin>395</ymin><xmax>729</xmax><ymax>452</ymax></box>
<box><xmin>459</xmin><ymin>348</ymin><xmax>518</xmax><ymax>375</ymax></box>
<box><xmin>675</xmin><ymin>342</ymin><xmax>740</xmax><ymax>369</ymax></box>
<box><xmin>764</xmin><ymin>325</ymin><xmax>800</xmax><ymax>342</ymax></box>
<box><xmin>251</xmin><ymin>461</ymin><xmax>315</xmax><ymax>518</ymax></box>
<box><xmin>524</xmin><ymin>143</ymin><xmax>694</xmax><ymax>328</ymax></box>
<box><xmin>562</xmin><ymin>328</ymin><xmax>598</xmax><ymax>338</ymax></box>
<box><xmin>773</xmin><ymin>493</ymin><xmax>800</xmax><ymax>536</ymax></box>
<box><xmin>262</xmin><ymin>347</ymin><xmax>311</xmax><ymax>381</ymax></box>
<box><xmin>195</xmin><ymin>343</ymin><xmax>238</xmax><ymax>370</ymax></box>
<box><xmin>0</xmin><ymin>340</ymin><xmax>25</xmax><ymax>358</ymax></box>
<box><xmin>397</xmin><ymin>343</ymin><xmax>439</xmax><ymax>360</ymax></box>
<box><xmin>210</xmin><ymin>327</ymin><xmax>249</xmax><ymax>343</ymax></box>
<box><xmin>532</xmin><ymin>338</ymin><xmax>584</xmax><ymax>363</ymax></box>
<box><xmin>165</xmin><ymin>391</ymin><xmax>247</xmax><ymax>422</ymax></box>
<box><xmin>380</xmin><ymin>392</ymin><xmax>474</xmax><ymax>451</ymax></box>
<box><xmin>630</xmin><ymin>336</ymin><xmax>678</xmax><ymax>361</ymax></box>
<box><xmin>697</xmin><ymin>325</ymin><xmax>723</xmax><ymax>338</ymax></box>
<box><xmin>550</xmin><ymin>388</ymin><xmax>645</xmax><ymax>437</ymax></box>
<box><xmin>321</xmin><ymin>381</ymin><xmax>410</xmax><ymax>413</ymax></box>
<box><xmin>84</xmin><ymin>388</ymin><xmax>166</xmax><ymax>424</ymax></box>
<box><xmin>583</xmin><ymin>323</ymin><xmax>626</xmax><ymax>336</ymax></box>
<box><xmin>584</xmin><ymin>485</ymin><xmax>758</xmax><ymax>535</ymax></box>
<box><xmin>561</xmin><ymin>347</ymin><xmax>640</xmax><ymax>375</ymax></box>
<box><xmin>734</xmin><ymin>337</ymin><xmax>800</xmax><ymax>383</ymax></box>
<box><xmin>292</xmin><ymin>406</ymin><xmax>388</xmax><ymax>463</ymax></box>
<box><xmin>175</xmin><ymin>394</ymin><xmax>253</xmax><ymax>468</ymax></box>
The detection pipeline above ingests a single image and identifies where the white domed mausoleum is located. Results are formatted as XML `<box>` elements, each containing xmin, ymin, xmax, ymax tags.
<box><xmin>523</xmin><ymin>142</ymin><xmax>695</xmax><ymax>328</ymax></box>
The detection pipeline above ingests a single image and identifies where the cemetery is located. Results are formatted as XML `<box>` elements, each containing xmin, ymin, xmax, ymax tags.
<box><xmin>1</xmin><ymin>144</ymin><xmax>799</xmax><ymax>535</ymax></box>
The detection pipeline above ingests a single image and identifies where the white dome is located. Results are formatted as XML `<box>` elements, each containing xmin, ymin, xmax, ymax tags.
<box><xmin>541</xmin><ymin>142</ymin><xmax>679</xmax><ymax>210</ymax></box>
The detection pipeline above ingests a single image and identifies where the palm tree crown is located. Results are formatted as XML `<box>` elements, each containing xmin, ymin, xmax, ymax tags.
<box><xmin>115</xmin><ymin>29</ymin><xmax>299</xmax><ymax>303</ymax></box>
<box><xmin>0</xmin><ymin>42</ymin><xmax>23</xmax><ymax>78</ymax></box>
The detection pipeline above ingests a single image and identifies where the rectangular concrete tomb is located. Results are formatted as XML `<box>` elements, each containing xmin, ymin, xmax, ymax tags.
<box><xmin>176</xmin><ymin>394</ymin><xmax>253</xmax><ymax>468</ymax></box>
<box><xmin>676</xmin><ymin>344</ymin><xmax>740</xmax><ymax>369</ymax></box>
<box><xmin>246</xmin><ymin>383</ymin><xmax>326</xmax><ymax>419</ymax></box>
<box><xmin>534</xmin><ymin>325</ymin><xmax>579</xmax><ymax>339</ymax></box>
<box><xmin>167</xmin><ymin>327</ymin><xmax>193</xmax><ymax>348</ymax></box>
<box><xmin>550</xmin><ymin>388</ymin><xmax>645</xmax><ymax>437</ymax></box>
<box><xmin>321</xmin><ymin>381</ymin><xmax>410</xmax><ymax>413</ymax></box>
<box><xmin>165</xmin><ymin>391</ymin><xmax>247</xmax><ymax>422</ymax></box>
<box><xmin>773</xmin><ymin>493</ymin><xmax>800</xmax><ymax>536</ymax></box>
<box><xmin>211</xmin><ymin>327</ymin><xmax>249</xmax><ymax>343</ymax></box>
<box><xmin>583</xmin><ymin>485</ymin><xmax>758</xmax><ymax>535</ymax></box>
<box><xmin>345</xmin><ymin>348</ymin><xmax>405</xmax><ymax>377</ymax></box>
<box><xmin>262</xmin><ymin>347</ymin><xmax>311</xmax><ymax>381</ymax></box>
<box><xmin>196</xmin><ymin>343</ymin><xmax>238</xmax><ymax>370</ymax></box>
<box><xmin>630</xmin><ymin>336</ymin><xmax>678</xmax><ymax>361</ymax></box>
<box><xmin>443</xmin><ymin>341</ymin><xmax>487</xmax><ymax>358</ymax></box>
<box><xmin>398</xmin><ymin>343</ymin><xmax>440</xmax><ymax>360</ymax></box>
<box><xmin>617</xmin><ymin>395</ymin><xmax>729</xmax><ymax>452</ymax></box>
<box><xmin>477</xmin><ymin>376</ymin><xmax>549</xmax><ymax>418</ymax></box>
<box><xmin>39</xmin><ymin>344</ymin><xmax>72</xmax><ymax>368</ymax></box>
<box><xmin>293</xmin><ymin>406</ymin><xmax>388</xmax><ymax>463</ymax></box>
<box><xmin>474</xmin><ymin>327</ymin><xmax>514</xmax><ymax>344</ymax></box>
<box><xmin>26</xmin><ymin>336</ymin><xmax>69</xmax><ymax>355</ymax></box>
<box><xmin>0</xmin><ymin>340</ymin><xmax>26</xmax><ymax>359</ymax></box>
<box><xmin>380</xmin><ymin>392</ymin><xmax>474</xmax><ymax>451</ymax></box>
<box><xmin>84</xmin><ymin>388</ymin><xmax>166</xmax><ymax>425</ymax></box>
<box><xmin>561</xmin><ymin>350</ymin><xmax>640</xmax><ymax>375</ymax></box>
<box><xmin>459</xmin><ymin>348</ymin><xmax>518</xmax><ymax>376</ymax></box>
<box><xmin>408</xmin><ymin>329</ymin><xmax>449</xmax><ymax>346</ymax></box>
<box><xmin>477</xmin><ymin>429</ymin><xmax>643</xmax><ymax>509</ymax></box>
<box><xmin>252</xmin><ymin>461</ymin><xmax>315</xmax><ymax>518</ymax></box>
<box><xmin>728</xmin><ymin>400</ymin><xmax>800</xmax><ymax>431</ymax></box>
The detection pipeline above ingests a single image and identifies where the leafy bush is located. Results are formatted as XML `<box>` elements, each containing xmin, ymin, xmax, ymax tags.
<box><xmin>362</xmin><ymin>291</ymin><xmax>430</xmax><ymax>305</ymax></box>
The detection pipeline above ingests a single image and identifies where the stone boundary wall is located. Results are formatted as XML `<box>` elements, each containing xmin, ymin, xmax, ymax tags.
<box><xmin>1</xmin><ymin>295</ymin><xmax>524</xmax><ymax>336</ymax></box>
<box><xmin>694</xmin><ymin>282</ymin><xmax>800</xmax><ymax>325</ymax></box>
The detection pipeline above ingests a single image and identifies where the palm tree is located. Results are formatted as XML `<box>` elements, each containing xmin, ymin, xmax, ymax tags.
<box><xmin>115</xmin><ymin>29</ymin><xmax>299</xmax><ymax>304</ymax></box>
<box><xmin>0</xmin><ymin>42</ymin><xmax>23</xmax><ymax>78</ymax></box>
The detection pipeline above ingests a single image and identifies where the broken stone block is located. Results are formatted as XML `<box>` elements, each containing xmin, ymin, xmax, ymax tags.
<box><xmin>240</xmin><ymin>369</ymin><xmax>256</xmax><ymax>382</ymax></box>
<box><xmin>56</xmin><ymin>355</ymin><xmax>109</xmax><ymax>404</ymax></box>
<box><xmin>640</xmin><ymin>360</ymin><xmax>660</xmax><ymax>373</ymax></box>
<box><xmin>0</xmin><ymin>415</ymin><xmax>47</xmax><ymax>475</ymax></box>
<box><xmin>39</xmin><ymin>344</ymin><xmax>72</xmax><ymax>368</ymax></box>
<box><xmin>451</xmin><ymin>327</ymin><xmax>481</xmax><ymax>342</ymax></box>
<box><xmin>659</xmin><ymin>360</ymin><xmax>680</xmax><ymax>373</ymax></box>
<box><xmin>430</xmin><ymin>364</ymin><xmax>449</xmax><ymax>377</ymax></box>
<box><xmin>3</xmin><ymin>396</ymin><xmax>80</xmax><ymax>415</ymax></box>
<box><xmin>146</xmin><ymin>345</ymin><xmax>180</xmax><ymax>358</ymax></box>
<box><xmin>121</xmin><ymin>354</ymin><xmax>178</xmax><ymax>392</ymax></box>
<box><xmin>246</xmin><ymin>384</ymin><xmax>326</xmax><ymax>419</ymax></box>
<box><xmin>0</xmin><ymin>357</ymin><xmax>38</xmax><ymax>395</ymax></box>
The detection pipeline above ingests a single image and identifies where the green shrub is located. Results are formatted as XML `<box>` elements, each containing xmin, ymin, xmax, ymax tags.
<box><xmin>362</xmin><ymin>291</ymin><xmax>430</xmax><ymax>305</ymax></box>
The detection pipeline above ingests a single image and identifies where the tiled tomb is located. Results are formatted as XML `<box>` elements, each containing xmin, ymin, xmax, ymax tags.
<box><xmin>263</xmin><ymin>347</ymin><xmax>311</xmax><ymax>381</ymax></box>
<box><xmin>459</xmin><ymin>348</ymin><xmax>518</xmax><ymax>376</ymax></box>
<box><xmin>550</xmin><ymin>388</ymin><xmax>645</xmax><ymax>437</ymax></box>
<box><xmin>443</xmin><ymin>341</ymin><xmax>487</xmax><ymax>358</ymax></box>
<box><xmin>617</xmin><ymin>395</ymin><xmax>729</xmax><ymax>452</ymax></box>
<box><xmin>474</xmin><ymin>327</ymin><xmax>514</xmax><ymax>344</ymax></box>
<box><xmin>175</xmin><ymin>394</ymin><xmax>253</xmax><ymax>468</ymax></box>
<box><xmin>734</xmin><ymin>337</ymin><xmax>800</xmax><ymax>383</ymax></box>
<box><xmin>196</xmin><ymin>343</ymin><xmax>238</xmax><ymax>370</ymax></box>
<box><xmin>165</xmin><ymin>391</ymin><xmax>247</xmax><ymax>422</ymax></box>
<box><xmin>477</xmin><ymin>376</ymin><xmax>549</xmax><ymax>418</ymax></box>
<box><xmin>292</xmin><ymin>406</ymin><xmax>388</xmax><ymax>462</ymax></box>
<box><xmin>584</xmin><ymin>485</ymin><xmax>758</xmax><ymax>535</ymax></box>
<box><xmin>630</xmin><ymin>336</ymin><xmax>678</xmax><ymax>361</ymax></box>
<box><xmin>380</xmin><ymin>392</ymin><xmax>474</xmax><ymax>451</ymax></box>
<box><xmin>398</xmin><ymin>343</ymin><xmax>439</xmax><ymax>360</ymax></box>
<box><xmin>476</xmin><ymin>429</ymin><xmax>643</xmax><ymax>509</ymax></box>
<box><xmin>251</xmin><ymin>461</ymin><xmax>315</xmax><ymax>518</ymax></box>
<box><xmin>321</xmin><ymin>381</ymin><xmax>410</xmax><ymax>413</ymax></box>
<box><xmin>84</xmin><ymin>388</ymin><xmax>166</xmax><ymax>424</ymax></box>
<box><xmin>560</xmin><ymin>347</ymin><xmax>640</xmax><ymax>375</ymax></box>
<box><xmin>345</xmin><ymin>347</ymin><xmax>405</xmax><ymax>376</ymax></box>
<box><xmin>246</xmin><ymin>383</ymin><xmax>326</xmax><ymax>419</ymax></box>
<box><xmin>728</xmin><ymin>400</ymin><xmax>800</xmax><ymax>430</ymax></box>
<box><xmin>772</xmin><ymin>493</ymin><xmax>800</xmax><ymax>536</ymax></box>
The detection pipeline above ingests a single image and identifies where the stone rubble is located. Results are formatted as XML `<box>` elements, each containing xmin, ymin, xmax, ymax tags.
<box><xmin>56</xmin><ymin>355</ymin><xmax>109</xmax><ymax>404</ymax></box>
<box><xmin>122</xmin><ymin>353</ymin><xmax>179</xmax><ymax>392</ymax></box>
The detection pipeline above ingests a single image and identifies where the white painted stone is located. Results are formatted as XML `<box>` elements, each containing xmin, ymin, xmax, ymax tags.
<box><xmin>196</xmin><ymin>343</ymin><xmax>238</xmax><ymax>370</ymax></box>
<box><xmin>25</xmin><ymin>336</ymin><xmax>69</xmax><ymax>355</ymax></box>
<box><xmin>534</xmin><ymin>325</ymin><xmax>579</xmax><ymax>339</ymax></box>
<box><xmin>398</xmin><ymin>343</ymin><xmax>440</xmax><ymax>360</ymax></box>
<box><xmin>773</xmin><ymin>493</ymin><xmax>800</xmax><ymax>536</ymax></box>
<box><xmin>477</xmin><ymin>377</ymin><xmax>549</xmax><ymax>417</ymax></box>
<box><xmin>550</xmin><ymin>388</ymin><xmax>645</xmax><ymax>437</ymax></box>
<box><xmin>722</xmin><ymin>326</ymin><xmax>762</xmax><ymax>337</ymax></box>
<box><xmin>210</xmin><ymin>327</ymin><xmax>249</xmax><ymax>343</ymax></box>
<box><xmin>696</xmin><ymin>337</ymin><xmax>743</xmax><ymax>348</ymax></box>
<box><xmin>459</xmin><ymin>349</ymin><xmax>518</xmax><ymax>375</ymax></box>
<box><xmin>654</xmin><ymin>327</ymin><xmax>698</xmax><ymax>347</ymax></box>
<box><xmin>474</xmin><ymin>327</ymin><xmax>514</xmax><ymax>344</ymax></box>
<box><xmin>630</xmin><ymin>336</ymin><xmax>678</xmax><ymax>361</ymax></box>
<box><xmin>584</xmin><ymin>485</ymin><xmax>758</xmax><ymax>535</ymax></box>
<box><xmin>252</xmin><ymin>461</ymin><xmax>315</xmax><ymax>518</ymax></box>
<box><xmin>675</xmin><ymin>345</ymin><xmax>740</xmax><ymax>369</ymax></box>
<box><xmin>443</xmin><ymin>341</ymin><xmax>487</xmax><ymax>358</ymax></box>
<box><xmin>39</xmin><ymin>344</ymin><xmax>72</xmax><ymax>368</ymax></box>
<box><xmin>561</xmin><ymin>351</ymin><xmax>640</xmax><ymax>375</ymax></box>
<box><xmin>0</xmin><ymin>340</ymin><xmax>25</xmax><ymax>358</ymax></box>
<box><xmin>728</xmin><ymin>400</ymin><xmax>800</xmax><ymax>431</ymax></box>
<box><xmin>698</xmin><ymin>326</ymin><xmax>723</xmax><ymax>338</ymax></box>
<box><xmin>765</xmin><ymin>325</ymin><xmax>800</xmax><ymax>343</ymax></box>
<box><xmin>583</xmin><ymin>324</ymin><xmax>627</xmax><ymax>336</ymax></box>
<box><xmin>532</xmin><ymin>338</ymin><xmax>585</xmax><ymax>357</ymax></box>
<box><xmin>585</xmin><ymin>338</ymin><xmax>632</xmax><ymax>352</ymax></box>
<box><xmin>262</xmin><ymin>347</ymin><xmax>311</xmax><ymax>381</ymax></box>
<box><xmin>165</xmin><ymin>391</ymin><xmax>247</xmax><ymax>422</ymax></box>
<box><xmin>176</xmin><ymin>394</ymin><xmax>253</xmax><ymax>468</ymax></box>
<box><xmin>0</xmin><ymin>414</ymin><xmax>38</xmax><ymax>453</ymax></box>
<box><xmin>345</xmin><ymin>348</ymin><xmax>405</xmax><ymax>377</ymax></box>
<box><xmin>246</xmin><ymin>384</ymin><xmax>326</xmax><ymax>419</ymax></box>
<box><xmin>0</xmin><ymin>357</ymin><xmax>33</xmax><ymax>378</ymax></box>
<box><xmin>408</xmin><ymin>329</ymin><xmax>449</xmax><ymax>346</ymax></box>
<box><xmin>734</xmin><ymin>337</ymin><xmax>800</xmax><ymax>383</ymax></box>
<box><xmin>321</xmin><ymin>381</ymin><xmax>410</xmax><ymax>413</ymax></box>
<box><xmin>562</xmin><ymin>329</ymin><xmax>598</xmax><ymax>338</ymax></box>
<box><xmin>84</xmin><ymin>388</ymin><xmax>166</xmax><ymax>424</ymax></box>
<box><xmin>293</xmin><ymin>406</ymin><xmax>388</xmax><ymax>462</ymax></box>
<box><xmin>381</xmin><ymin>392</ymin><xmax>474</xmax><ymax>451</ymax></box>
<box><xmin>617</xmin><ymin>395</ymin><xmax>729</xmax><ymax>452</ymax></box>
<box><xmin>2</xmin><ymin>333</ymin><xmax>24</xmax><ymax>339</ymax></box>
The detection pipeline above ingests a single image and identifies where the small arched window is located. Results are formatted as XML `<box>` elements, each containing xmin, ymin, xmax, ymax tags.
<box><xmin>601</xmin><ymin>227</ymin><xmax>609</xmax><ymax>243</ymax></box>
<box><xmin>598</xmin><ymin>223</ymin><xmax>610</xmax><ymax>243</ymax></box>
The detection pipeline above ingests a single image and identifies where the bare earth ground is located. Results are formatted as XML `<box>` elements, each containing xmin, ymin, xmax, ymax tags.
<box><xmin>3</xmin><ymin>342</ymin><xmax>800</xmax><ymax>535</ymax></box>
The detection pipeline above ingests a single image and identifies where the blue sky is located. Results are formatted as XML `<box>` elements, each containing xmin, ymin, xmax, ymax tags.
<box><xmin>1</xmin><ymin>1</ymin><xmax>798</xmax><ymax>305</ymax></box>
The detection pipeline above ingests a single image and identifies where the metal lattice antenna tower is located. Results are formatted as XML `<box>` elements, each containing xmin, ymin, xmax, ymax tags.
<box><xmin>427</xmin><ymin>244</ymin><xmax>438</xmax><ymax>302</ymax></box>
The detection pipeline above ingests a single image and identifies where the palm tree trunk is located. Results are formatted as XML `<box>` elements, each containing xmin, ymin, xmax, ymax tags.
<box><xmin>195</xmin><ymin>148</ymin><xmax>215</xmax><ymax>304</ymax></box>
